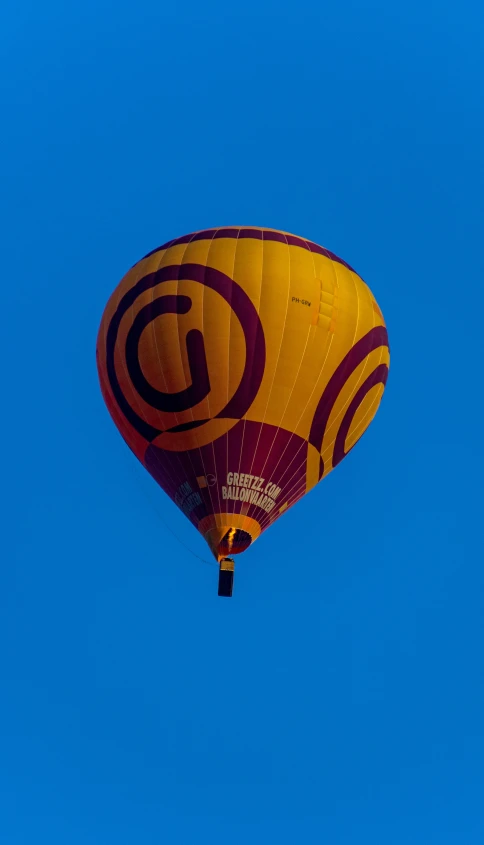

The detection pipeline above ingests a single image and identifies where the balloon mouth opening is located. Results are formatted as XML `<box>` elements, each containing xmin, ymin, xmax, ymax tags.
<box><xmin>200</xmin><ymin>514</ymin><xmax>260</xmax><ymax>561</ymax></box>
<box><xmin>218</xmin><ymin>528</ymin><xmax>252</xmax><ymax>557</ymax></box>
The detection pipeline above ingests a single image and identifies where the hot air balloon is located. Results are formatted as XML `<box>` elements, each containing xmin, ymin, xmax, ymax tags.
<box><xmin>96</xmin><ymin>227</ymin><xmax>389</xmax><ymax>596</ymax></box>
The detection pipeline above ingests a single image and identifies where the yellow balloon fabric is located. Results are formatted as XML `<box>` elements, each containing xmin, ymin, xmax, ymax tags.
<box><xmin>97</xmin><ymin>227</ymin><xmax>389</xmax><ymax>561</ymax></box>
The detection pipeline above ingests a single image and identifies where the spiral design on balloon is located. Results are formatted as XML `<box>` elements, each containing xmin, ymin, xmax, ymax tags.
<box><xmin>309</xmin><ymin>326</ymin><xmax>389</xmax><ymax>479</ymax></box>
<box><xmin>104</xmin><ymin>263</ymin><xmax>266</xmax><ymax>443</ymax></box>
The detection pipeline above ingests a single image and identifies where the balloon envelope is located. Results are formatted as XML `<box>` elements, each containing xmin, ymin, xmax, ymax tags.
<box><xmin>96</xmin><ymin>227</ymin><xmax>389</xmax><ymax>561</ymax></box>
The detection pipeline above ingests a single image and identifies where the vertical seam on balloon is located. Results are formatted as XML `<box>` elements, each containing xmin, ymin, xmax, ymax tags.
<box><xmin>260</xmin><ymin>448</ymin><xmax>311</xmax><ymax>527</ymax></box>
<box><xmin>174</xmin><ymin>236</ymin><xmax>198</xmax><ymax>429</ymax></box>
<box><xmin>262</xmin><ymin>438</ymin><xmax>308</xmax><ymax>513</ymax></box>
<box><xmin>254</xmin><ymin>232</ymin><xmax>296</xmax><ymax>515</ymax></box>
<box><xmin>148</xmin><ymin>250</ymin><xmax>213</xmax><ymax>536</ymax></box>
<box><xmin>238</xmin><ymin>230</ymin><xmax>264</xmax><ymax>538</ymax></box>
<box><xmin>351</xmin><ymin>267</ymin><xmax>361</xmax><ymax>357</ymax></box>
<box><xmin>257</xmin><ymin>329</ymin><xmax>312</xmax><ymax>484</ymax></box>
<box><xmin>256</xmin><ymin>240</ymin><xmax>321</xmax><ymax>485</ymax></box>
<box><xmin>238</xmin><ymin>244</ymin><xmax>247</xmax><ymax>529</ymax></box>
<box><xmin>149</xmin><ymin>248</ymin><xmax>181</xmax><ymax>431</ymax></box>
<box><xmin>172</xmin><ymin>238</ymin><xmax>196</xmax><ymax>436</ymax></box>
<box><xmin>204</xmin><ymin>228</ymin><xmax>224</xmax><ymax>523</ymax></box>
<box><xmin>225</xmin><ymin>229</ymin><xmax>237</xmax><ymax>524</ymax></box>
<box><xmin>261</xmin><ymin>257</ymin><xmax>336</xmax><ymax>488</ymax></box>
<box><xmin>258</xmin><ymin>441</ymin><xmax>313</xmax><ymax>529</ymax></box>
<box><xmin>233</xmin><ymin>228</ymin><xmax>258</xmax><ymax>531</ymax></box>
<box><xmin>245</xmin><ymin>232</ymin><xmax>291</xmax><ymax>524</ymax></box>
<box><xmin>168</xmin><ymin>237</ymin><xmax>208</xmax><ymax>507</ymax></box>
<box><xmin>320</xmin><ymin>264</ymin><xmax>362</xmax><ymax>463</ymax></box>
<box><xmin>321</xmin><ymin>271</ymin><xmax>377</xmax><ymax>463</ymax></box>
<box><xmin>241</xmin><ymin>230</ymin><xmax>265</xmax><ymax>519</ymax></box>
<box><xmin>255</xmin><ymin>238</ymin><xmax>315</xmax><ymax>479</ymax></box>
<box><xmin>257</xmin><ymin>462</ymin><xmax>308</xmax><ymax>531</ymax></box>
<box><xmin>340</xmin><ymin>344</ymin><xmax>387</xmax><ymax>452</ymax></box>
<box><xmin>152</xmin><ymin>242</ymin><xmax>205</xmax><ymax>502</ymax></box>
<box><xmin>124</xmin><ymin>250</ymin><xmax>166</xmax><ymax>433</ymax></box>
<box><xmin>233</xmin><ymin>229</ymin><xmax>245</xmax><ymax>527</ymax></box>
<box><xmin>192</xmin><ymin>230</ymin><xmax>221</xmax><ymax>530</ymax></box>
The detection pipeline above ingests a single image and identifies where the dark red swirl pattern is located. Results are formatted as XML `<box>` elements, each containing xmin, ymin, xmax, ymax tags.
<box><xmin>309</xmin><ymin>326</ymin><xmax>389</xmax><ymax>478</ymax></box>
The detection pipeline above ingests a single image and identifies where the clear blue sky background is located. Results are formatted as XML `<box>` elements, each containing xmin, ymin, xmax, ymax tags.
<box><xmin>2</xmin><ymin>2</ymin><xmax>483</xmax><ymax>842</ymax></box>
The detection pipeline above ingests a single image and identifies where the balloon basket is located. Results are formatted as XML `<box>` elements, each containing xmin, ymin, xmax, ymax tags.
<box><xmin>218</xmin><ymin>558</ymin><xmax>235</xmax><ymax>598</ymax></box>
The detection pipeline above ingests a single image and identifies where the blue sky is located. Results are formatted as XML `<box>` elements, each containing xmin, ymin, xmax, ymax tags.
<box><xmin>2</xmin><ymin>1</ymin><xmax>484</xmax><ymax>842</ymax></box>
